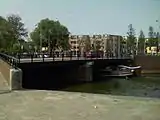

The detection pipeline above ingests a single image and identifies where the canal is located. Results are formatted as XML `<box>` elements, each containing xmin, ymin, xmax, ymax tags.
<box><xmin>64</xmin><ymin>74</ymin><xmax>160</xmax><ymax>98</ymax></box>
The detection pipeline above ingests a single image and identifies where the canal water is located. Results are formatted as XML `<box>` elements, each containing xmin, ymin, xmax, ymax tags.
<box><xmin>64</xmin><ymin>74</ymin><xmax>160</xmax><ymax>98</ymax></box>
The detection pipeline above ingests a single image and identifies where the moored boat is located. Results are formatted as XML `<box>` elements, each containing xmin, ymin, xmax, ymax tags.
<box><xmin>100</xmin><ymin>65</ymin><xmax>142</xmax><ymax>78</ymax></box>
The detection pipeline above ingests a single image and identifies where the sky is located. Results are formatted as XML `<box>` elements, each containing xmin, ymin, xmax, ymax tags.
<box><xmin>0</xmin><ymin>0</ymin><xmax>160</xmax><ymax>37</ymax></box>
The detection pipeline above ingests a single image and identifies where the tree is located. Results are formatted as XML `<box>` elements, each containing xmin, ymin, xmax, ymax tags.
<box><xmin>92</xmin><ymin>39</ymin><xmax>102</xmax><ymax>51</ymax></box>
<box><xmin>0</xmin><ymin>16</ymin><xmax>8</xmax><ymax>49</ymax></box>
<box><xmin>0</xmin><ymin>16</ymin><xmax>16</xmax><ymax>51</ymax></box>
<box><xmin>30</xmin><ymin>18</ymin><xmax>70</xmax><ymax>54</ymax></box>
<box><xmin>126</xmin><ymin>24</ymin><xmax>136</xmax><ymax>55</ymax></box>
<box><xmin>0</xmin><ymin>14</ymin><xmax>27</xmax><ymax>53</ymax></box>
<box><xmin>148</xmin><ymin>26</ymin><xmax>156</xmax><ymax>47</ymax></box>
<box><xmin>138</xmin><ymin>30</ymin><xmax>145</xmax><ymax>55</ymax></box>
<box><xmin>155</xmin><ymin>32</ymin><xmax>160</xmax><ymax>54</ymax></box>
<box><xmin>7</xmin><ymin>14</ymin><xmax>28</xmax><ymax>41</ymax></box>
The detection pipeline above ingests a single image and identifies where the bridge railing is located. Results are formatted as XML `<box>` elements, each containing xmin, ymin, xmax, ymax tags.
<box><xmin>12</xmin><ymin>52</ymin><xmax>132</xmax><ymax>63</ymax></box>
<box><xmin>0</xmin><ymin>52</ymin><xmax>132</xmax><ymax>63</ymax></box>
<box><xmin>0</xmin><ymin>53</ymin><xmax>19</xmax><ymax>68</ymax></box>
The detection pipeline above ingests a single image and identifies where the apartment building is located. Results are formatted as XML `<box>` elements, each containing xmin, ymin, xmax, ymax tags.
<box><xmin>90</xmin><ymin>34</ymin><xmax>105</xmax><ymax>51</ymax></box>
<box><xmin>121</xmin><ymin>36</ymin><xmax>128</xmax><ymax>55</ymax></box>
<box><xmin>69</xmin><ymin>34</ymin><xmax>123</xmax><ymax>57</ymax></box>
<box><xmin>104</xmin><ymin>34</ymin><xmax>123</xmax><ymax>57</ymax></box>
<box><xmin>69</xmin><ymin>35</ymin><xmax>80</xmax><ymax>55</ymax></box>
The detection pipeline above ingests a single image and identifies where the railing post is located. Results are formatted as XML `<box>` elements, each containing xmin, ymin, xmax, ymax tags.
<box><xmin>12</xmin><ymin>58</ymin><xmax>15</xmax><ymax>68</ymax></box>
<box><xmin>10</xmin><ymin>57</ymin><xmax>13</xmax><ymax>66</ymax></box>
<box><xmin>77</xmin><ymin>52</ymin><xmax>79</xmax><ymax>60</ymax></box>
<box><xmin>90</xmin><ymin>52</ymin><xmax>92</xmax><ymax>60</ymax></box>
<box><xmin>18</xmin><ymin>53</ymin><xmax>21</xmax><ymax>63</ymax></box>
<box><xmin>70</xmin><ymin>51</ymin><xmax>72</xmax><ymax>60</ymax></box>
<box><xmin>31</xmin><ymin>53</ymin><xmax>33</xmax><ymax>63</ymax></box>
<box><xmin>13</xmin><ymin>58</ymin><xmax>16</xmax><ymax>68</ymax></box>
<box><xmin>96</xmin><ymin>51</ymin><xmax>98</xmax><ymax>60</ymax></box>
<box><xmin>83</xmin><ymin>52</ymin><xmax>86</xmax><ymax>60</ymax></box>
<box><xmin>61</xmin><ymin>51</ymin><xmax>64</xmax><ymax>61</ymax></box>
<box><xmin>52</xmin><ymin>51</ymin><xmax>55</xmax><ymax>61</ymax></box>
<box><xmin>14</xmin><ymin>58</ymin><xmax>18</xmax><ymax>69</ymax></box>
<box><xmin>42</xmin><ymin>52</ymin><xmax>44</xmax><ymax>62</ymax></box>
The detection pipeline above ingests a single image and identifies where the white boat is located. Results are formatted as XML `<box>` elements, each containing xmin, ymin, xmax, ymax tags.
<box><xmin>101</xmin><ymin>65</ymin><xmax>141</xmax><ymax>77</ymax></box>
<box><xmin>118</xmin><ymin>65</ymin><xmax>141</xmax><ymax>70</ymax></box>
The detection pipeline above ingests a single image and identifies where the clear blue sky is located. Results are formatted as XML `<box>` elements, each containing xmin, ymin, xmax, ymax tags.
<box><xmin>0</xmin><ymin>0</ymin><xmax>160</xmax><ymax>37</ymax></box>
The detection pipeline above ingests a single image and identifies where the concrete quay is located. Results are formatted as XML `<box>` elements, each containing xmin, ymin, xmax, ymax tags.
<box><xmin>0</xmin><ymin>90</ymin><xmax>160</xmax><ymax>120</ymax></box>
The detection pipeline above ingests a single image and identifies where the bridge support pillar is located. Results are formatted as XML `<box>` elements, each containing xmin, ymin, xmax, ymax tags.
<box><xmin>85</xmin><ymin>62</ymin><xmax>94</xmax><ymax>82</ymax></box>
<box><xmin>78</xmin><ymin>61</ymin><xmax>94</xmax><ymax>82</ymax></box>
<box><xmin>10</xmin><ymin>68</ymin><xmax>22</xmax><ymax>90</ymax></box>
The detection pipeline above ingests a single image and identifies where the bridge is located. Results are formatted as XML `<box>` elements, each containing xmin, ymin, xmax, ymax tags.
<box><xmin>0</xmin><ymin>53</ymin><xmax>134</xmax><ymax>91</ymax></box>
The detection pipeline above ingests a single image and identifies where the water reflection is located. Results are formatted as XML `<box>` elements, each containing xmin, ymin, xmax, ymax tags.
<box><xmin>64</xmin><ymin>74</ymin><xmax>160</xmax><ymax>98</ymax></box>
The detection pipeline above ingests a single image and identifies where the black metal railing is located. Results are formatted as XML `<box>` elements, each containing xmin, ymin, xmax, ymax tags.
<box><xmin>0</xmin><ymin>51</ymin><xmax>132</xmax><ymax>64</ymax></box>
<box><xmin>12</xmin><ymin>52</ymin><xmax>132</xmax><ymax>63</ymax></box>
<box><xmin>0</xmin><ymin>53</ymin><xmax>19</xmax><ymax>68</ymax></box>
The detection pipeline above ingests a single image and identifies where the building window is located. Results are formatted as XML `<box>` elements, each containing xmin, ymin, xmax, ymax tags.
<box><xmin>71</xmin><ymin>41</ymin><xmax>76</xmax><ymax>44</ymax></box>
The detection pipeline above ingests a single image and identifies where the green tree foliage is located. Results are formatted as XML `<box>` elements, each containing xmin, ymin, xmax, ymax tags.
<box><xmin>0</xmin><ymin>16</ymin><xmax>15</xmax><ymax>50</ymax></box>
<box><xmin>155</xmin><ymin>32</ymin><xmax>160</xmax><ymax>53</ymax></box>
<box><xmin>148</xmin><ymin>26</ymin><xmax>157</xmax><ymax>47</ymax></box>
<box><xmin>0</xmin><ymin>14</ymin><xmax>28</xmax><ymax>52</ymax></box>
<box><xmin>126</xmin><ymin>24</ymin><xmax>136</xmax><ymax>55</ymax></box>
<box><xmin>92</xmin><ymin>39</ymin><xmax>102</xmax><ymax>51</ymax></box>
<box><xmin>138</xmin><ymin>30</ymin><xmax>145</xmax><ymax>55</ymax></box>
<box><xmin>30</xmin><ymin>18</ymin><xmax>70</xmax><ymax>53</ymax></box>
<box><xmin>7</xmin><ymin>14</ymin><xmax>28</xmax><ymax>40</ymax></box>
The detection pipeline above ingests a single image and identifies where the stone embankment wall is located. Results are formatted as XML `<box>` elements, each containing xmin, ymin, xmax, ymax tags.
<box><xmin>0</xmin><ymin>59</ymin><xmax>22</xmax><ymax>90</ymax></box>
<box><xmin>134</xmin><ymin>56</ymin><xmax>160</xmax><ymax>73</ymax></box>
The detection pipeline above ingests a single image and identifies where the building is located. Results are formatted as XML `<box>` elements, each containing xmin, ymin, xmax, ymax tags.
<box><xmin>90</xmin><ymin>34</ymin><xmax>105</xmax><ymax>51</ymax></box>
<box><xmin>121</xmin><ymin>36</ymin><xmax>128</xmax><ymax>55</ymax></box>
<box><xmin>104</xmin><ymin>34</ymin><xmax>123</xmax><ymax>57</ymax></box>
<box><xmin>69</xmin><ymin>35</ymin><xmax>80</xmax><ymax>55</ymax></box>
<box><xmin>69</xmin><ymin>34</ymin><xmax>123</xmax><ymax>57</ymax></box>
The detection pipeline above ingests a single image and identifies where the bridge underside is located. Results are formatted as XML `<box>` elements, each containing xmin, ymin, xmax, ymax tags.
<box><xmin>17</xmin><ymin>59</ymin><xmax>133</xmax><ymax>90</ymax></box>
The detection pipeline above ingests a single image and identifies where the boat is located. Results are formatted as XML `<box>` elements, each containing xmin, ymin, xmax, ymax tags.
<box><xmin>101</xmin><ymin>65</ymin><xmax>142</xmax><ymax>78</ymax></box>
<box><xmin>118</xmin><ymin>65</ymin><xmax>142</xmax><ymax>76</ymax></box>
